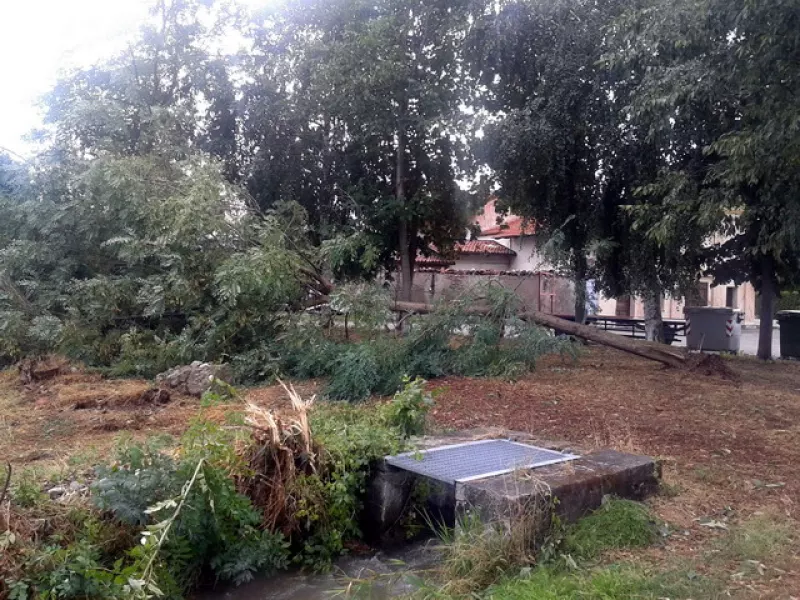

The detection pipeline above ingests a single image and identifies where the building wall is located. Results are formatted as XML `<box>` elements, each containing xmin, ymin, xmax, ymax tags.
<box><xmin>402</xmin><ymin>271</ymin><xmax>575</xmax><ymax>314</ymax></box>
<box><xmin>596</xmin><ymin>278</ymin><xmax>758</xmax><ymax>322</ymax></box>
<box><xmin>475</xmin><ymin>201</ymin><xmax>505</xmax><ymax>232</ymax></box>
<box><xmin>478</xmin><ymin>235</ymin><xmax>550</xmax><ymax>271</ymax></box>
<box><xmin>451</xmin><ymin>254</ymin><xmax>514</xmax><ymax>271</ymax></box>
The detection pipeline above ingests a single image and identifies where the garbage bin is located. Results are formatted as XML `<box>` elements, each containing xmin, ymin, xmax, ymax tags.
<box><xmin>777</xmin><ymin>311</ymin><xmax>800</xmax><ymax>359</ymax></box>
<box><xmin>684</xmin><ymin>307</ymin><xmax>742</xmax><ymax>352</ymax></box>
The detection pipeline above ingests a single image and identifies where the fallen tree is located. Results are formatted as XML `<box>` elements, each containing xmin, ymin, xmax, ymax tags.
<box><xmin>391</xmin><ymin>301</ymin><xmax>688</xmax><ymax>369</ymax></box>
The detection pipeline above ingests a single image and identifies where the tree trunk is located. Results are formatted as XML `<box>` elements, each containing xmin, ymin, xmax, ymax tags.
<box><xmin>573</xmin><ymin>254</ymin><xmax>588</xmax><ymax>325</ymax></box>
<box><xmin>396</xmin><ymin>127</ymin><xmax>413</xmax><ymax>302</ymax></box>
<box><xmin>757</xmin><ymin>254</ymin><xmax>777</xmax><ymax>360</ymax></box>
<box><xmin>391</xmin><ymin>301</ymin><xmax>687</xmax><ymax>369</ymax></box>
<box><xmin>643</xmin><ymin>283</ymin><xmax>665</xmax><ymax>343</ymax></box>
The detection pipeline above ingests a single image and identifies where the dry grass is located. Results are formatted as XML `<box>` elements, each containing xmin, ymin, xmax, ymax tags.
<box><xmin>239</xmin><ymin>381</ymin><xmax>320</xmax><ymax>534</ymax></box>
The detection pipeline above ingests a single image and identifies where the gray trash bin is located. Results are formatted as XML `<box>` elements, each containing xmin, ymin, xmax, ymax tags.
<box><xmin>684</xmin><ymin>307</ymin><xmax>742</xmax><ymax>352</ymax></box>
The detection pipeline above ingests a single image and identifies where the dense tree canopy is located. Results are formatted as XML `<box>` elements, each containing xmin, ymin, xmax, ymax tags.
<box><xmin>1</xmin><ymin>0</ymin><xmax>798</xmax><ymax>370</ymax></box>
<box><xmin>609</xmin><ymin>0</ymin><xmax>800</xmax><ymax>357</ymax></box>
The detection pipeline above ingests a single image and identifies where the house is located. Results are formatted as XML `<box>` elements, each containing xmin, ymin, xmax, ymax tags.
<box><xmin>596</xmin><ymin>278</ymin><xmax>757</xmax><ymax>323</ymax></box>
<box><xmin>417</xmin><ymin>239</ymin><xmax>517</xmax><ymax>271</ymax></box>
<box><xmin>407</xmin><ymin>200</ymin><xmax>574</xmax><ymax>313</ymax></box>
<box><xmin>473</xmin><ymin>199</ymin><xmax>544</xmax><ymax>271</ymax></box>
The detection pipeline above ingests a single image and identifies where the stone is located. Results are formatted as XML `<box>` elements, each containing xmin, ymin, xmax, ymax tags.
<box><xmin>68</xmin><ymin>481</ymin><xmax>85</xmax><ymax>493</ymax></box>
<box><xmin>138</xmin><ymin>388</ymin><xmax>171</xmax><ymax>405</ymax></box>
<box><xmin>156</xmin><ymin>362</ymin><xmax>232</xmax><ymax>397</ymax></box>
<box><xmin>456</xmin><ymin>449</ymin><xmax>660</xmax><ymax>526</ymax></box>
<box><xmin>47</xmin><ymin>486</ymin><xmax>66</xmax><ymax>498</ymax></box>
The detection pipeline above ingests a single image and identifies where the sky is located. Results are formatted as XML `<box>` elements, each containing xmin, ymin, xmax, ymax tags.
<box><xmin>0</xmin><ymin>0</ymin><xmax>268</xmax><ymax>158</ymax></box>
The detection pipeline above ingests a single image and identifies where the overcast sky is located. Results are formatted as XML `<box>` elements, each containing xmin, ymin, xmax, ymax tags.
<box><xmin>0</xmin><ymin>0</ymin><xmax>268</xmax><ymax>158</ymax></box>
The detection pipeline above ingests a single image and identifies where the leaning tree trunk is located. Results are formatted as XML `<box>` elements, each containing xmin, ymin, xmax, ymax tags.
<box><xmin>390</xmin><ymin>301</ymin><xmax>687</xmax><ymax>369</ymax></box>
<box><xmin>757</xmin><ymin>254</ymin><xmax>777</xmax><ymax>360</ymax></box>
<box><xmin>643</xmin><ymin>283</ymin><xmax>665</xmax><ymax>343</ymax></box>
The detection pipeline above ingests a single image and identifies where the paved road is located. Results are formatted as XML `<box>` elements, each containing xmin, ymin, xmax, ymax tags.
<box><xmin>671</xmin><ymin>326</ymin><xmax>782</xmax><ymax>358</ymax></box>
<box><xmin>737</xmin><ymin>327</ymin><xmax>782</xmax><ymax>357</ymax></box>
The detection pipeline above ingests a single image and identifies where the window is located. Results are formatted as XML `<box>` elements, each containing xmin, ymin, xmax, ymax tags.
<box><xmin>687</xmin><ymin>282</ymin><xmax>710</xmax><ymax>307</ymax></box>
<box><xmin>615</xmin><ymin>295</ymin><xmax>632</xmax><ymax>317</ymax></box>
<box><xmin>726</xmin><ymin>286</ymin><xmax>738</xmax><ymax>309</ymax></box>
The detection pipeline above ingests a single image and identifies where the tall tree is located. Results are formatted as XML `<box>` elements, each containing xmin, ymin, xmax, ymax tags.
<box><xmin>612</xmin><ymin>0</ymin><xmax>800</xmax><ymax>358</ymax></box>
<box><xmin>473</xmin><ymin>0</ymin><xmax>624</xmax><ymax>323</ymax></box>
<box><xmin>244</xmin><ymin>0</ymin><xmax>475</xmax><ymax>299</ymax></box>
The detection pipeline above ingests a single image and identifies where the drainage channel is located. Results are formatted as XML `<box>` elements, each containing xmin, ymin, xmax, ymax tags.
<box><xmin>194</xmin><ymin>542</ymin><xmax>440</xmax><ymax>600</ymax></box>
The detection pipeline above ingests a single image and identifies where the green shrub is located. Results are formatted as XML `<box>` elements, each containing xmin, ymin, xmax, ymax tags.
<box><xmin>325</xmin><ymin>342</ymin><xmax>386</xmax><ymax>401</ymax></box>
<box><xmin>9</xmin><ymin>540</ymin><xmax>129</xmax><ymax>600</ymax></box>
<box><xmin>562</xmin><ymin>498</ymin><xmax>658</xmax><ymax>561</ymax></box>
<box><xmin>381</xmin><ymin>376</ymin><xmax>435</xmax><ymax>438</ymax></box>
<box><xmin>92</xmin><ymin>438</ymin><xmax>180</xmax><ymax>526</ymax></box>
<box><xmin>12</xmin><ymin>469</ymin><xmax>46</xmax><ymax>508</ymax></box>
<box><xmin>290</xmin><ymin>403</ymin><xmax>404</xmax><ymax>570</ymax></box>
<box><xmin>89</xmin><ymin>426</ymin><xmax>290</xmax><ymax>594</ymax></box>
<box><xmin>314</xmin><ymin>305</ymin><xmax>574</xmax><ymax>402</ymax></box>
<box><xmin>777</xmin><ymin>288</ymin><xmax>800</xmax><ymax>312</ymax></box>
<box><xmin>105</xmin><ymin>329</ymin><xmax>186</xmax><ymax>378</ymax></box>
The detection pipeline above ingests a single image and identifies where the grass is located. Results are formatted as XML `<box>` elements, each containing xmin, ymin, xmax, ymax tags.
<box><xmin>712</xmin><ymin>513</ymin><xmax>796</xmax><ymax>566</ymax></box>
<box><xmin>485</xmin><ymin>564</ymin><xmax>721</xmax><ymax>599</ymax></box>
<box><xmin>423</xmin><ymin>496</ymin><xmax>548</xmax><ymax>598</ymax></box>
<box><xmin>562</xmin><ymin>498</ymin><xmax>658</xmax><ymax>561</ymax></box>
<box><xmin>412</xmin><ymin>497</ymin><xmax>662</xmax><ymax>599</ymax></box>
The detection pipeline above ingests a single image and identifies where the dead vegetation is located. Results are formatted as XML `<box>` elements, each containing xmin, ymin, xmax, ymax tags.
<box><xmin>239</xmin><ymin>381</ymin><xmax>319</xmax><ymax>534</ymax></box>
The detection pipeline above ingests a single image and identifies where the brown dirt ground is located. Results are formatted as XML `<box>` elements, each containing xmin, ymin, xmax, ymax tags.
<box><xmin>0</xmin><ymin>365</ymin><xmax>320</xmax><ymax>470</ymax></box>
<box><xmin>1</xmin><ymin>347</ymin><xmax>799</xmax><ymax>596</ymax></box>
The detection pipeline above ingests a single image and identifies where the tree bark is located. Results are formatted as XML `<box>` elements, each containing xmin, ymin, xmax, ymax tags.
<box><xmin>573</xmin><ymin>253</ymin><xmax>588</xmax><ymax>325</ymax></box>
<box><xmin>396</xmin><ymin>127</ymin><xmax>413</xmax><ymax>302</ymax></box>
<box><xmin>391</xmin><ymin>300</ymin><xmax>687</xmax><ymax>369</ymax></box>
<box><xmin>643</xmin><ymin>283</ymin><xmax>665</xmax><ymax>343</ymax></box>
<box><xmin>757</xmin><ymin>254</ymin><xmax>777</xmax><ymax>360</ymax></box>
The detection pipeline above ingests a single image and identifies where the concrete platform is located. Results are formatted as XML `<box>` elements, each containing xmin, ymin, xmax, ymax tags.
<box><xmin>363</xmin><ymin>430</ymin><xmax>660</xmax><ymax>545</ymax></box>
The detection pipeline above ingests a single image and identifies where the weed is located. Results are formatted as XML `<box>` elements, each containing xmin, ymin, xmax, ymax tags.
<box><xmin>658</xmin><ymin>480</ymin><xmax>683</xmax><ymax>498</ymax></box>
<box><xmin>425</xmin><ymin>490</ymin><xmax>552</xmax><ymax>598</ymax></box>
<box><xmin>381</xmin><ymin>376</ymin><xmax>435</xmax><ymax>438</ymax></box>
<box><xmin>12</xmin><ymin>469</ymin><xmax>45</xmax><ymax>508</ymax></box>
<box><xmin>200</xmin><ymin>378</ymin><xmax>240</xmax><ymax>407</ymax></box>
<box><xmin>562</xmin><ymin>498</ymin><xmax>658</xmax><ymax>561</ymax></box>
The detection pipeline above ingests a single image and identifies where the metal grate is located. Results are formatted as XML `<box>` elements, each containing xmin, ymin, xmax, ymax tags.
<box><xmin>385</xmin><ymin>439</ymin><xmax>577</xmax><ymax>485</ymax></box>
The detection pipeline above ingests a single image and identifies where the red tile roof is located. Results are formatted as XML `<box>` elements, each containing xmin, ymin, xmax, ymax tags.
<box><xmin>456</xmin><ymin>239</ymin><xmax>516</xmax><ymax>255</ymax></box>
<box><xmin>474</xmin><ymin>198</ymin><xmax>536</xmax><ymax>238</ymax></box>
<box><xmin>416</xmin><ymin>254</ymin><xmax>455</xmax><ymax>267</ymax></box>
<box><xmin>416</xmin><ymin>239</ymin><xmax>515</xmax><ymax>266</ymax></box>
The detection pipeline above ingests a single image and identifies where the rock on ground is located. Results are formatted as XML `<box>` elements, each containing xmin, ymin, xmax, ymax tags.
<box><xmin>156</xmin><ymin>362</ymin><xmax>232</xmax><ymax>397</ymax></box>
